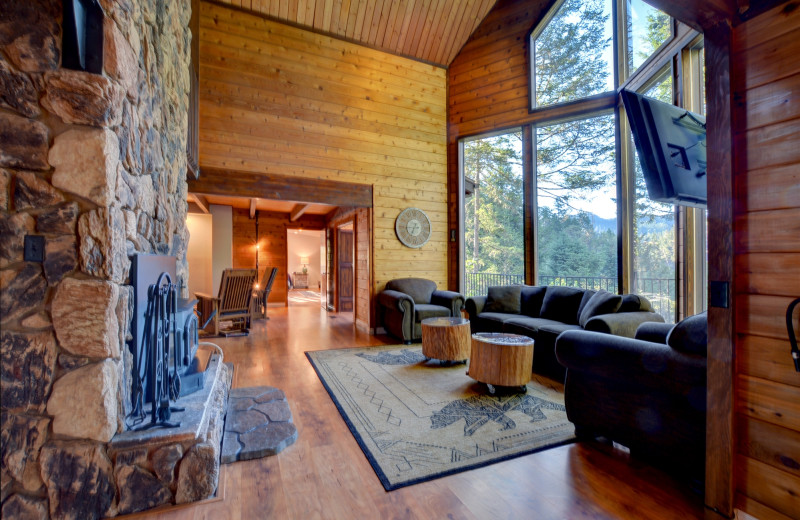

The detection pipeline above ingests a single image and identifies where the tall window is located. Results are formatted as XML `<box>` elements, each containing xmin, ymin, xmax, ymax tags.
<box><xmin>462</xmin><ymin>131</ymin><xmax>524</xmax><ymax>297</ymax></box>
<box><xmin>624</xmin><ymin>0</ymin><xmax>672</xmax><ymax>76</ymax></box>
<box><xmin>531</xmin><ymin>0</ymin><xmax>614</xmax><ymax>108</ymax></box>
<box><xmin>536</xmin><ymin>114</ymin><xmax>618</xmax><ymax>289</ymax></box>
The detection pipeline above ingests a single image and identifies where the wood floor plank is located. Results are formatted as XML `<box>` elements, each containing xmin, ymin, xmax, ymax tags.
<box><xmin>133</xmin><ymin>300</ymin><xmax>704</xmax><ymax>519</ymax></box>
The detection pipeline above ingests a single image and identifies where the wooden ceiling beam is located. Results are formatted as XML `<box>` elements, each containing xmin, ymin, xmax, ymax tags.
<box><xmin>189</xmin><ymin>167</ymin><xmax>373</xmax><ymax>208</ymax></box>
<box><xmin>190</xmin><ymin>193</ymin><xmax>210</xmax><ymax>214</ymax></box>
<box><xmin>290</xmin><ymin>203</ymin><xmax>311</xmax><ymax>221</ymax></box>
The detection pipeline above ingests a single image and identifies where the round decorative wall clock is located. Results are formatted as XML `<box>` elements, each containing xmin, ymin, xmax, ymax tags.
<box><xmin>395</xmin><ymin>207</ymin><xmax>431</xmax><ymax>249</ymax></box>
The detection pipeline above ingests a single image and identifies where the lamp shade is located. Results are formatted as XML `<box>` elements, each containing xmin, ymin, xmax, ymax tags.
<box><xmin>299</xmin><ymin>256</ymin><xmax>310</xmax><ymax>264</ymax></box>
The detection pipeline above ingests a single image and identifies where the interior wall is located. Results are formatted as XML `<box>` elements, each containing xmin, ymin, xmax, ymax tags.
<box><xmin>210</xmin><ymin>204</ymin><xmax>233</xmax><ymax>295</ymax></box>
<box><xmin>287</xmin><ymin>231</ymin><xmax>323</xmax><ymax>290</ymax></box>
<box><xmin>199</xmin><ymin>1</ymin><xmax>449</xmax><ymax>296</ymax></box>
<box><xmin>731</xmin><ymin>4</ymin><xmax>800</xmax><ymax>518</ymax></box>
<box><xmin>186</xmin><ymin>214</ymin><xmax>214</xmax><ymax>298</ymax></box>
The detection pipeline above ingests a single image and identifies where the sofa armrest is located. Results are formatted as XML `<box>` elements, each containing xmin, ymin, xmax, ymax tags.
<box><xmin>431</xmin><ymin>290</ymin><xmax>465</xmax><ymax>316</ymax></box>
<box><xmin>464</xmin><ymin>296</ymin><xmax>486</xmax><ymax>320</ymax></box>
<box><xmin>635</xmin><ymin>321</ymin><xmax>674</xmax><ymax>343</ymax></box>
<box><xmin>555</xmin><ymin>330</ymin><xmax>706</xmax><ymax>395</ymax></box>
<box><xmin>377</xmin><ymin>290</ymin><xmax>414</xmax><ymax>313</ymax></box>
<box><xmin>584</xmin><ymin>311</ymin><xmax>665</xmax><ymax>338</ymax></box>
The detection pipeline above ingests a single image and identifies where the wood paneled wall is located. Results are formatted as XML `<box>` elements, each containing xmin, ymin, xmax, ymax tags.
<box><xmin>732</xmin><ymin>3</ymin><xmax>800</xmax><ymax>518</ymax></box>
<box><xmin>200</xmin><ymin>2</ymin><xmax>449</xmax><ymax>304</ymax></box>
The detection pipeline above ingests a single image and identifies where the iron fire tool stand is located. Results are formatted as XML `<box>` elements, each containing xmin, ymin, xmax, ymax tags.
<box><xmin>128</xmin><ymin>272</ymin><xmax>185</xmax><ymax>430</ymax></box>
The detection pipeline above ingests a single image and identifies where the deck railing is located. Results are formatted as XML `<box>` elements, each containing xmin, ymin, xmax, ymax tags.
<box><xmin>464</xmin><ymin>272</ymin><xmax>676</xmax><ymax>323</ymax></box>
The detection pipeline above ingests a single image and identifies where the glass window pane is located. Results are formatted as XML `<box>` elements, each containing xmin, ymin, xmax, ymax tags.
<box><xmin>632</xmin><ymin>72</ymin><xmax>677</xmax><ymax>322</ymax></box>
<box><xmin>536</xmin><ymin>113</ymin><xmax>618</xmax><ymax>290</ymax></box>
<box><xmin>463</xmin><ymin>131</ymin><xmax>524</xmax><ymax>298</ymax></box>
<box><xmin>626</xmin><ymin>0</ymin><xmax>671</xmax><ymax>76</ymax></box>
<box><xmin>533</xmin><ymin>0</ymin><xmax>614</xmax><ymax>108</ymax></box>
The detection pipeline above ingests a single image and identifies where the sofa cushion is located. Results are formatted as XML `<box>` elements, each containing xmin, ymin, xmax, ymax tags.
<box><xmin>484</xmin><ymin>285</ymin><xmax>522</xmax><ymax>313</ymax></box>
<box><xmin>539</xmin><ymin>286</ymin><xmax>585</xmax><ymax>325</ymax></box>
<box><xmin>578</xmin><ymin>289</ymin><xmax>623</xmax><ymax>328</ymax></box>
<box><xmin>415</xmin><ymin>304</ymin><xmax>451</xmax><ymax>322</ymax></box>
<box><xmin>473</xmin><ymin>312</ymin><xmax>518</xmax><ymax>333</ymax></box>
<box><xmin>667</xmin><ymin>312</ymin><xmax>707</xmax><ymax>355</ymax></box>
<box><xmin>386</xmin><ymin>278</ymin><xmax>436</xmax><ymax>304</ymax></box>
<box><xmin>503</xmin><ymin>317</ymin><xmax>574</xmax><ymax>337</ymax></box>
<box><xmin>521</xmin><ymin>286</ymin><xmax>547</xmax><ymax>317</ymax></box>
<box><xmin>619</xmin><ymin>293</ymin><xmax>654</xmax><ymax>313</ymax></box>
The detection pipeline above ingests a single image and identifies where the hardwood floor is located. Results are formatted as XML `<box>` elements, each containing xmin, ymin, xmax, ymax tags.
<box><xmin>137</xmin><ymin>304</ymin><xmax>704</xmax><ymax>520</ymax></box>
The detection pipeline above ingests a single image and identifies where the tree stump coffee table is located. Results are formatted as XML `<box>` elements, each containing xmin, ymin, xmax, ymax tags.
<box><xmin>468</xmin><ymin>332</ymin><xmax>534</xmax><ymax>394</ymax></box>
<box><xmin>421</xmin><ymin>317</ymin><xmax>471</xmax><ymax>364</ymax></box>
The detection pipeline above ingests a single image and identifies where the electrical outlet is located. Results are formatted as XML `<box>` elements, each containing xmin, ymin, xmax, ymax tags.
<box><xmin>24</xmin><ymin>235</ymin><xmax>45</xmax><ymax>263</ymax></box>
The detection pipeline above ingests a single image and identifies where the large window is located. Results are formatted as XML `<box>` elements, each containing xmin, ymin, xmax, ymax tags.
<box><xmin>624</xmin><ymin>0</ymin><xmax>672</xmax><ymax>76</ymax></box>
<box><xmin>462</xmin><ymin>131</ymin><xmax>524</xmax><ymax>297</ymax></box>
<box><xmin>536</xmin><ymin>114</ymin><xmax>617</xmax><ymax>289</ymax></box>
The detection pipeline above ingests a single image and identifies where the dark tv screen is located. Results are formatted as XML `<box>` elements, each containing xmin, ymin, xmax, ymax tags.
<box><xmin>621</xmin><ymin>89</ymin><xmax>707</xmax><ymax>208</ymax></box>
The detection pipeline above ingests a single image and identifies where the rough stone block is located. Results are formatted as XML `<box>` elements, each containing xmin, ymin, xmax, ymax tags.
<box><xmin>0</xmin><ymin>168</ymin><xmax>9</xmax><ymax>211</ymax></box>
<box><xmin>52</xmin><ymin>277</ymin><xmax>120</xmax><ymax>359</ymax></box>
<box><xmin>36</xmin><ymin>201</ymin><xmax>79</xmax><ymax>235</ymax></box>
<box><xmin>152</xmin><ymin>444</ymin><xmax>183</xmax><ymax>486</ymax></box>
<box><xmin>47</xmin><ymin>360</ymin><xmax>119</xmax><ymax>443</ymax></box>
<box><xmin>13</xmin><ymin>170</ymin><xmax>64</xmax><ymax>210</ymax></box>
<box><xmin>104</xmin><ymin>18</ymin><xmax>139</xmax><ymax>99</ymax></box>
<box><xmin>0</xmin><ymin>263</ymin><xmax>47</xmax><ymax>324</ymax></box>
<box><xmin>0</xmin><ymin>212</ymin><xmax>36</xmax><ymax>268</ymax></box>
<box><xmin>42</xmin><ymin>70</ymin><xmax>124</xmax><ymax>127</ymax></box>
<box><xmin>0</xmin><ymin>56</ymin><xmax>41</xmax><ymax>118</ymax></box>
<box><xmin>39</xmin><ymin>440</ymin><xmax>115</xmax><ymax>520</ymax></box>
<box><xmin>175</xmin><ymin>442</ymin><xmax>218</xmax><ymax>504</ymax></box>
<box><xmin>1</xmin><ymin>493</ymin><xmax>49</xmax><ymax>520</ymax></box>
<box><xmin>4</xmin><ymin>23</ymin><xmax>60</xmax><ymax>73</ymax></box>
<box><xmin>20</xmin><ymin>312</ymin><xmax>51</xmax><ymax>329</ymax></box>
<box><xmin>0</xmin><ymin>330</ymin><xmax>57</xmax><ymax>413</ymax></box>
<box><xmin>0</xmin><ymin>112</ymin><xmax>49</xmax><ymax>170</ymax></box>
<box><xmin>115</xmin><ymin>465</ymin><xmax>172</xmax><ymax>515</ymax></box>
<box><xmin>78</xmin><ymin>205</ymin><xmax>130</xmax><ymax>283</ymax></box>
<box><xmin>44</xmin><ymin>234</ymin><xmax>77</xmax><ymax>284</ymax></box>
<box><xmin>1</xmin><ymin>413</ymin><xmax>50</xmax><ymax>492</ymax></box>
<box><xmin>49</xmin><ymin>128</ymin><xmax>119</xmax><ymax>208</ymax></box>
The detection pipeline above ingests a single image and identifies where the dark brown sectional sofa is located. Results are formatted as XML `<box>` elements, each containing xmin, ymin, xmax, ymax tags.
<box><xmin>465</xmin><ymin>285</ymin><xmax>665</xmax><ymax>380</ymax></box>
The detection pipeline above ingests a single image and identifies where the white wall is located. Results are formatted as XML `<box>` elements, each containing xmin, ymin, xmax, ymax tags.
<box><xmin>186</xmin><ymin>214</ymin><xmax>213</xmax><ymax>298</ymax></box>
<box><xmin>210</xmin><ymin>204</ymin><xmax>232</xmax><ymax>295</ymax></box>
<box><xmin>287</xmin><ymin>230</ymin><xmax>323</xmax><ymax>290</ymax></box>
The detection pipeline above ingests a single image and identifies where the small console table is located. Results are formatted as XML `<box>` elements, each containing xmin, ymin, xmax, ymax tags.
<box><xmin>293</xmin><ymin>272</ymin><xmax>308</xmax><ymax>289</ymax></box>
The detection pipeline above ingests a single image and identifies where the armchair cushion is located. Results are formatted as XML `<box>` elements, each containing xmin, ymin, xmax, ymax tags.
<box><xmin>619</xmin><ymin>293</ymin><xmax>654</xmax><ymax>313</ymax></box>
<box><xmin>520</xmin><ymin>286</ymin><xmax>547</xmax><ymax>317</ymax></box>
<box><xmin>484</xmin><ymin>285</ymin><xmax>522</xmax><ymax>313</ymax></box>
<box><xmin>415</xmin><ymin>304</ymin><xmax>451</xmax><ymax>322</ymax></box>
<box><xmin>386</xmin><ymin>278</ymin><xmax>436</xmax><ymax>304</ymax></box>
<box><xmin>667</xmin><ymin>311</ymin><xmax>708</xmax><ymax>355</ymax></box>
<box><xmin>578</xmin><ymin>289</ymin><xmax>623</xmax><ymax>328</ymax></box>
<box><xmin>540</xmin><ymin>286</ymin><xmax>584</xmax><ymax>325</ymax></box>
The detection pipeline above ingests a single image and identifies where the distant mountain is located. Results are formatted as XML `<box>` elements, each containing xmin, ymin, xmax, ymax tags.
<box><xmin>590</xmin><ymin>215</ymin><xmax>617</xmax><ymax>233</ymax></box>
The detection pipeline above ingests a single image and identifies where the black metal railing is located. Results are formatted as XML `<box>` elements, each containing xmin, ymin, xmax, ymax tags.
<box><xmin>464</xmin><ymin>272</ymin><xmax>676</xmax><ymax>323</ymax></box>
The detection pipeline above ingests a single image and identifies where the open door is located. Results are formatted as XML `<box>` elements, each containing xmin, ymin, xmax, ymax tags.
<box><xmin>337</xmin><ymin>226</ymin><xmax>354</xmax><ymax>312</ymax></box>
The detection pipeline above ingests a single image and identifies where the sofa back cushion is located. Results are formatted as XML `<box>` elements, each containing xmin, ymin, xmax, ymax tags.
<box><xmin>484</xmin><ymin>285</ymin><xmax>522</xmax><ymax>313</ymax></box>
<box><xmin>386</xmin><ymin>278</ymin><xmax>436</xmax><ymax>304</ymax></box>
<box><xmin>578</xmin><ymin>289</ymin><xmax>623</xmax><ymax>328</ymax></box>
<box><xmin>521</xmin><ymin>286</ymin><xmax>547</xmax><ymax>317</ymax></box>
<box><xmin>619</xmin><ymin>293</ymin><xmax>655</xmax><ymax>313</ymax></box>
<box><xmin>539</xmin><ymin>286</ymin><xmax>585</xmax><ymax>325</ymax></box>
<box><xmin>667</xmin><ymin>311</ymin><xmax>707</xmax><ymax>355</ymax></box>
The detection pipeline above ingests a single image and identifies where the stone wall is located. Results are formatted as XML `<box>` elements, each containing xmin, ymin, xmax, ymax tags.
<box><xmin>1</xmin><ymin>0</ymin><xmax>191</xmax><ymax>518</ymax></box>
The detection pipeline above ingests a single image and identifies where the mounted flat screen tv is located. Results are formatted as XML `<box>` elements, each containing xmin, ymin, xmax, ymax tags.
<box><xmin>621</xmin><ymin>89</ymin><xmax>707</xmax><ymax>208</ymax></box>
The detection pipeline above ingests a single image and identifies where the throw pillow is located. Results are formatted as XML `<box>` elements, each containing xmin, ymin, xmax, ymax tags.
<box><xmin>539</xmin><ymin>286</ymin><xmax>585</xmax><ymax>325</ymax></box>
<box><xmin>578</xmin><ymin>289</ymin><xmax>623</xmax><ymax>328</ymax></box>
<box><xmin>520</xmin><ymin>286</ymin><xmax>547</xmax><ymax>317</ymax></box>
<box><xmin>484</xmin><ymin>286</ymin><xmax>522</xmax><ymax>313</ymax></box>
<box><xmin>576</xmin><ymin>290</ymin><xmax>597</xmax><ymax>321</ymax></box>
<box><xmin>667</xmin><ymin>311</ymin><xmax>708</xmax><ymax>355</ymax></box>
<box><xmin>619</xmin><ymin>294</ymin><xmax>655</xmax><ymax>313</ymax></box>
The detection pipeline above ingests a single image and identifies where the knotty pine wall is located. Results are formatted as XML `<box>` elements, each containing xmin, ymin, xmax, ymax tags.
<box><xmin>199</xmin><ymin>2</ymin><xmax>449</xmax><ymax>309</ymax></box>
<box><xmin>731</xmin><ymin>3</ymin><xmax>800</xmax><ymax>518</ymax></box>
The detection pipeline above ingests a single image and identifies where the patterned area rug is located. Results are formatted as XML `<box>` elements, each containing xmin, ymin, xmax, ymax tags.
<box><xmin>305</xmin><ymin>344</ymin><xmax>575</xmax><ymax>491</ymax></box>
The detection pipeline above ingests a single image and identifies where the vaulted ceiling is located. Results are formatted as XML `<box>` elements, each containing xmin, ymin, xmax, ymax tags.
<box><xmin>214</xmin><ymin>0</ymin><xmax>499</xmax><ymax>67</ymax></box>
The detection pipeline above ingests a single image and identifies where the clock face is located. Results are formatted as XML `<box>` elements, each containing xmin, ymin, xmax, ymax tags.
<box><xmin>395</xmin><ymin>208</ymin><xmax>431</xmax><ymax>248</ymax></box>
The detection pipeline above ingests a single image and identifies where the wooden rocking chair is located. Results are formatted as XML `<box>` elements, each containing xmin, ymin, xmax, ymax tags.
<box><xmin>196</xmin><ymin>268</ymin><xmax>257</xmax><ymax>337</ymax></box>
<box><xmin>252</xmin><ymin>267</ymin><xmax>278</xmax><ymax>320</ymax></box>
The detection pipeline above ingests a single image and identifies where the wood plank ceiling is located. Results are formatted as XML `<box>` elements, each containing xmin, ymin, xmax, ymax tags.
<box><xmin>214</xmin><ymin>0</ymin><xmax>499</xmax><ymax>67</ymax></box>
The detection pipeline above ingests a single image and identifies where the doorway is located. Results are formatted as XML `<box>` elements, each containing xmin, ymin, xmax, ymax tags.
<box><xmin>337</xmin><ymin>222</ymin><xmax>354</xmax><ymax>312</ymax></box>
<box><xmin>287</xmin><ymin>229</ymin><xmax>324</xmax><ymax>307</ymax></box>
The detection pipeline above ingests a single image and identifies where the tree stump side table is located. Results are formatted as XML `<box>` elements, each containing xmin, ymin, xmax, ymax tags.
<box><xmin>421</xmin><ymin>317</ymin><xmax>471</xmax><ymax>363</ymax></box>
<box><xmin>468</xmin><ymin>332</ymin><xmax>534</xmax><ymax>394</ymax></box>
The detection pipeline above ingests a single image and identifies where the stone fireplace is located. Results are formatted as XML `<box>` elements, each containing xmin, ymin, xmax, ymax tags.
<box><xmin>0</xmin><ymin>0</ymin><xmax>218</xmax><ymax>518</ymax></box>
